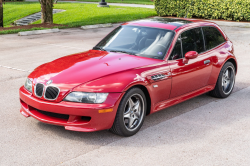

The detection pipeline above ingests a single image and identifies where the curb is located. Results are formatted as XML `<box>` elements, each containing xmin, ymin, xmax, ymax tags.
<box><xmin>18</xmin><ymin>28</ymin><xmax>60</xmax><ymax>36</ymax></box>
<box><xmin>81</xmin><ymin>23</ymin><xmax>113</xmax><ymax>30</ymax></box>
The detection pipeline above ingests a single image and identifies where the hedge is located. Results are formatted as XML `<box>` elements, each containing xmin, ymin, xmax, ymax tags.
<box><xmin>155</xmin><ymin>0</ymin><xmax>250</xmax><ymax>21</ymax></box>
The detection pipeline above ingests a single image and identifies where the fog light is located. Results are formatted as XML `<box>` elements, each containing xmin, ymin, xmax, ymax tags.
<box><xmin>98</xmin><ymin>108</ymin><xmax>113</xmax><ymax>113</ymax></box>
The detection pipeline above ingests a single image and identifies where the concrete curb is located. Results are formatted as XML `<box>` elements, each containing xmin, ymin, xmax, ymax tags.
<box><xmin>18</xmin><ymin>28</ymin><xmax>60</xmax><ymax>36</ymax></box>
<box><xmin>81</xmin><ymin>23</ymin><xmax>113</xmax><ymax>30</ymax></box>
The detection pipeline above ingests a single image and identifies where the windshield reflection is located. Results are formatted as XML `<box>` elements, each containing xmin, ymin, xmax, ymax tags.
<box><xmin>94</xmin><ymin>26</ymin><xmax>175</xmax><ymax>60</ymax></box>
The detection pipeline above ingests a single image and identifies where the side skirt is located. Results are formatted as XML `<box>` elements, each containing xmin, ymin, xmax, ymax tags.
<box><xmin>152</xmin><ymin>85</ymin><xmax>215</xmax><ymax>114</ymax></box>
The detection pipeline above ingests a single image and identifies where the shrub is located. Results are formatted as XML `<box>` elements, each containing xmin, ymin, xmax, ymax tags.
<box><xmin>155</xmin><ymin>0</ymin><xmax>250</xmax><ymax>21</ymax></box>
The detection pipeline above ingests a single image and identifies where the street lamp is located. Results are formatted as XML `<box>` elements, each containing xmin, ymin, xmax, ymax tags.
<box><xmin>98</xmin><ymin>0</ymin><xmax>109</xmax><ymax>7</ymax></box>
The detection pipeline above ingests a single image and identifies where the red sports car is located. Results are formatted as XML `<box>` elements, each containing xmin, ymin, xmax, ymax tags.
<box><xmin>19</xmin><ymin>18</ymin><xmax>237</xmax><ymax>136</ymax></box>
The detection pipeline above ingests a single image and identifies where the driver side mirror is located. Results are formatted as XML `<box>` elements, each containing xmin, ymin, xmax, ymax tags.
<box><xmin>183</xmin><ymin>51</ymin><xmax>198</xmax><ymax>64</ymax></box>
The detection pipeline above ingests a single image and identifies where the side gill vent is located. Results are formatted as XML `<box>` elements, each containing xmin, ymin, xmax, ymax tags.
<box><xmin>151</xmin><ymin>74</ymin><xmax>166</xmax><ymax>81</ymax></box>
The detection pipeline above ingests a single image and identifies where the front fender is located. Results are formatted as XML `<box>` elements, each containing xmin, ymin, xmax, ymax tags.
<box><xmin>73</xmin><ymin>69</ymin><xmax>150</xmax><ymax>93</ymax></box>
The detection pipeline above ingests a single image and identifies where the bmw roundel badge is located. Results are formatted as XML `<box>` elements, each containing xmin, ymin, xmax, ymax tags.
<box><xmin>46</xmin><ymin>80</ymin><xmax>53</xmax><ymax>85</ymax></box>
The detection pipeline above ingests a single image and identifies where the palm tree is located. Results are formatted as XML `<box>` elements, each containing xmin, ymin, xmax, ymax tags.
<box><xmin>39</xmin><ymin>0</ymin><xmax>53</xmax><ymax>24</ymax></box>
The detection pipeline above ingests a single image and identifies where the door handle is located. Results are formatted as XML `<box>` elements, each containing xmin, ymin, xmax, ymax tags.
<box><xmin>204</xmin><ymin>60</ymin><xmax>210</xmax><ymax>64</ymax></box>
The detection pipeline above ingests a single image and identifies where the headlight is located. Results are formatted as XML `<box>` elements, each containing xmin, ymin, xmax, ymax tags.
<box><xmin>24</xmin><ymin>78</ymin><xmax>32</xmax><ymax>93</ymax></box>
<box><xmin>64</xmin><ymin>92</ymin><xmax>108</xmax><ymax>104</ymax></box>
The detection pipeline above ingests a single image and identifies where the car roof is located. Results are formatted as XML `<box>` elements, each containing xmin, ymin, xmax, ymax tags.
<box><xmin>122</xmin><ymin>17</ymin><xmax>210</xmax><ymax>31</ymax></box>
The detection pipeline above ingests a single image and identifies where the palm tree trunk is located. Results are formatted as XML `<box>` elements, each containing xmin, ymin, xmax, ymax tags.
<box><xmin>40</xmin><ymin>0</ymin><xmax>53</xmax><ymax>24</ymax></box>
<box><xmin>0</xmin><ymin>0</ymin><xmax>3</xmax><ymax>27</ymax></box>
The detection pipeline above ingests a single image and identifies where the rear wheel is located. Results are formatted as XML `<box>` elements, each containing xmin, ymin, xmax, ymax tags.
<box><xmin>110</xmin><ymin>88</ymin><xmax>146</xmax><ymax>137</ymax></box>
<box><xmin>210</xmin><ymin>62</ymin><xmax>235</xmax><ymax>98</ymax></box>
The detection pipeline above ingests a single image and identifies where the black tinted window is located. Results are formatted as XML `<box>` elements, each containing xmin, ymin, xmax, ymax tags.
<box><xmin>169</xmin><ymin>37</ymin><xmax>182</xmax><ymax>60</ymax></box>
<box><xmin>181</xmin><ymin>28</ymin><xmax>205</xmax><ymax>56</ymax></box>
<box><xmin>203</xmin><ymin>27</ymin><xmax>226</xmax><ymax>50</ymax></box>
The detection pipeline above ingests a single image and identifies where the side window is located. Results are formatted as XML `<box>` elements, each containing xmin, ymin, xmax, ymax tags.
<box><xmin>169</xmin><ymin>37</ymin><xmax>182</xmax><ymax>60</ymax></box>
<box><xmin>181</xmin><ymin>28</ymin><xmax>205</xmax><ymax>56</ymax></box>
<box><xmin>202</xmin><ymin>27</ymin><xmax>226</xmax><ymax>50</ymax></box>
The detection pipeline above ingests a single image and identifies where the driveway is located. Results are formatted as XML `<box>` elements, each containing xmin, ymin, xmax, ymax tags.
<box><xmin>0</xmin><ymin>25</ymin><xmax>250</xmax><ymax>166</ymax></box>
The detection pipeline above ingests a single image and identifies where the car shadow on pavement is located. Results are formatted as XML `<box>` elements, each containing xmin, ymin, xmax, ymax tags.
<box><xmin>36</xmin><ymin>122</ymin><xmax>121</xmax><ymax>143</ymax></box>
<box><xmin>35</xmin><ymin>81</ymin><xmax>250</xmax><ymax>145</ymax></box>
<box><xmin>142</xmin><ymin>80</ymin><xmax>250</xmax><ymax>130</ymax></box>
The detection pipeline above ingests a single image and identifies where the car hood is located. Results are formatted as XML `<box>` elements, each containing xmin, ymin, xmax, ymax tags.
<box><xmin>29</xmin><ymin>50</ymin><xmax>161</xmax><ymax>91</ymax></box>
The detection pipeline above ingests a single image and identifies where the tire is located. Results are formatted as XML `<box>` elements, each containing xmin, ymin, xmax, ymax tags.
<box><xmin>209</xmin><ymin>62</ymin><xmax>235</xmax><ymax>98</ymax></box>
<box><xmin>110</xmin><ymin>88</ymin><xmax>147</xmax><ymax>137</ymax></box>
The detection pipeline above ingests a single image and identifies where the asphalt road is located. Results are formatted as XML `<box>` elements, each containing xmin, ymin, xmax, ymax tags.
<box><xmin>0</xmin><ymin>25</ymin><xmax>250</xmax><ymax>166</ymax></box>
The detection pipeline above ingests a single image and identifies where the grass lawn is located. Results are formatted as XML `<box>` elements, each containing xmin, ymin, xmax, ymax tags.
<box><xmin>1</xmin><ymin>2</ymin><xmax>156</xmax><ymax>34</ymax></box>
<box><xmin>3</xmin><ymin>2</ymin><xmax>40</xmax><ymax>27</ymax></box>
<box><xmin>0</xmin><ymin>27</ymin><xmax>51</xmax><ymax>35</ymax></box>
<box><xmin>76</xmin><ymin>0</ymin><xmax>154</xmax><ymax>5</ymax></box>
<box><xmin>33</xmin><ymin>3</ymin><xmax>157</xmax><ymax>27</ymax></box>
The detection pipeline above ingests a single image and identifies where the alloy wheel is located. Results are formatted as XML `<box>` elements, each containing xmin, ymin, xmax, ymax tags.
<box><xmin>222</xmin><ymin>66</ymin><xmax>235</xmax><ymax>95</ymax></box>
<box><xmin>123</xmin><ymin>93</ymin><xmax>145</xmax><ymax>131</ymax></box>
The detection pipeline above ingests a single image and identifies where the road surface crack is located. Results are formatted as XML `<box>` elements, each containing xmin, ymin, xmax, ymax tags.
<box><xmin>0</xmin><ymin>65</ymin><xmax>31</xmax><ymax>72</ymax></box>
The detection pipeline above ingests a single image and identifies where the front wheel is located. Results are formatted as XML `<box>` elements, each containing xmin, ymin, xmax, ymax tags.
<box><xmin>209</xmin><ymin>62</ymin><xmax>235</xmax><ymax>98</ymax></box>
<box><xmin>110</xmin><ymin>88</ymin><xmax>147</xmax><ymax>137</ymax></box>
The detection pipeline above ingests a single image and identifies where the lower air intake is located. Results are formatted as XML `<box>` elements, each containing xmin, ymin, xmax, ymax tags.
<box><xmin>36</xmin><ymin>109</ymin><xmax>69</xmax><ymax>120</ymax></box>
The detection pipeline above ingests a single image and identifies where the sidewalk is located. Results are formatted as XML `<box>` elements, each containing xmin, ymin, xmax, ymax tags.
<box><xmin>152</xmin><ymin>16</ymin><xmax>250</xmax><ymax>28</ymax></box>
<box><xmin>25</xmin><ymin>0</ymin><xmax>155</xmax><ymax>9</ymax></box>
<box><xmin>211</xmin><ymin>20</ymin><xmax>250</xmax><ymax>28</ymax></box>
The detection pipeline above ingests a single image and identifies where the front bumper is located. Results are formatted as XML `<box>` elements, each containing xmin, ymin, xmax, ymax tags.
<box><xmin>19</xmin><ymin>86</ymin><xmax>123</xmax><ymax>132</ymax></box>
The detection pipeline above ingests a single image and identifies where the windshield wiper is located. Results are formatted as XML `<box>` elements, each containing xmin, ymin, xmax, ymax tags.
<box><xmin>93</xmin><ymin>46</ymin><xmax>107</xmax><ymax>51</ymax></box>
<box><xmin>109</xmin><ymin>50</ymin><xmax>137</xmax><ymax>56</ymax></box>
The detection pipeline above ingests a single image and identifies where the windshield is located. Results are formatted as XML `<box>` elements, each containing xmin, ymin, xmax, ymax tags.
<box><xmin>94</xmin><ymin>26</ymin><xmax>175</xmax><ymax>60</ymax></box>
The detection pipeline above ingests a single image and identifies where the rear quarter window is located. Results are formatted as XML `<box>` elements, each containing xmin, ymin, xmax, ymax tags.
<box><xmin>202</xmin><ymin>27</ymin><xmax>226</xmax><ymax>50</ymax></box>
